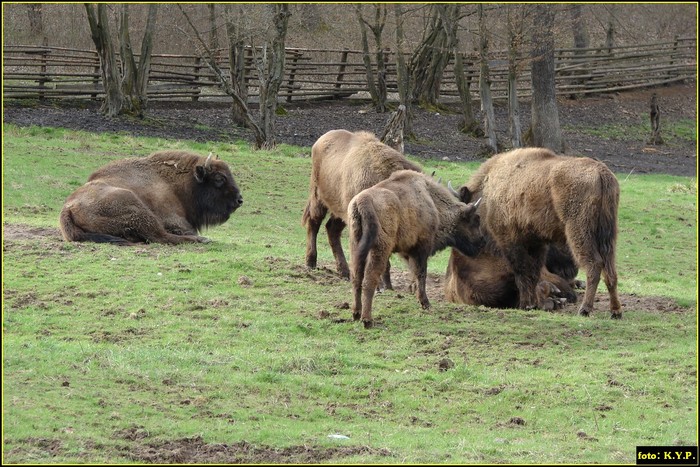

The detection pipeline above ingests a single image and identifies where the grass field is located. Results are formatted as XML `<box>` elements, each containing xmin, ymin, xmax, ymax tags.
<box><xmin>2</xmin><ymin>124</ymin><xmax>697</xmax><ymax>463</ymax></box>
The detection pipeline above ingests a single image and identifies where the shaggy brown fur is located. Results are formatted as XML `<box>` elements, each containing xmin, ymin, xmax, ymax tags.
<box><xmin>59</xmin><ymin>150</ymin><xmax>242</xmax><ymax>244</ymax></box>
<box><xmin>348</xmin><ymin>170</ymin><xmax>483</xmax><ymax>328</ymax></box>
<box><xmin>302</xmin><ymin>129</ymin><xmax>422</xmax><ymax>285</ymax></box>
<box><xmin>444</xmin><ymin>242</ymin><xmax>579</xmax><ymax>310</ymax></box>
<box><xmin>458</xmin><ymin>147</ymin><xmax>621</xmax><ymax>318</ymax></box>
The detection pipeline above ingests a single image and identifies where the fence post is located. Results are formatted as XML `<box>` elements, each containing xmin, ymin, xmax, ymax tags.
<box><xmin>668</xmin><ymin>35</ymin><xmax>679</xmax><ymax>80</ymax></box>
<box><xmin>192</xmin><ymin>56</ymin><xmax>202</xmax><ymax>101</ymax></box>
<box><xmin>286</xmin><ymin>50</ymin><xmax>301</xmax><ymax>102</ymax></box>
<box><xmin>334</xmin><ymin>48</ymin><xmax>349</xmax><ymax>99</ymax></box>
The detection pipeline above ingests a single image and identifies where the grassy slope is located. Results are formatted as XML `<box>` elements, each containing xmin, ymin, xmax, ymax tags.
<box><xmin>2</xmin><ymin>125</ymin><xmax>697</xmax><ymax>463</ymax></box>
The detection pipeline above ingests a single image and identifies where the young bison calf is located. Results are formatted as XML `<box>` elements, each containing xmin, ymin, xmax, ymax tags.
<box><xmin>348</xmin><ymin>170</ymin><xmax>483</xmax><ymax>328</ymax></box>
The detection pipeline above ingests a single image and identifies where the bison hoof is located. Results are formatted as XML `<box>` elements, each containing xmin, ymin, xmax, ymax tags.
<box><xmin>578</xmin><ymin>308</ymin><xmax>590</xmax><ymax>317</ymax></box>
<box><xmin>363</xmin><ymin>320</ymin><xmax>373</xmax><ymax>329</ymax></box>
<box><xmin>610</xmin><ymin>312</ymin><xmax>622</xmax><ymax>320</ymax></box>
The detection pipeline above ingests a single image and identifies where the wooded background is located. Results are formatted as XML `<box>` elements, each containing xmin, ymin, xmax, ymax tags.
<box><xmin>3</xmin><ymin>38</ymin><xmax>696</xmax><ymax>102</ymax></box>
<box><xmin>3</xmin><ymin>3</ymin><xmax>696</xmax><ymax>103</ymax></box>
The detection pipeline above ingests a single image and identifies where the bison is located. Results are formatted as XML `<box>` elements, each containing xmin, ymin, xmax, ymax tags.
<box><xmin>59</xmin><ymin>150</ymin><xmax>243</xmax><ymax>245</ymax></box>
<box><xmin>445</xmin><ymin>241</ymin><xmax>580</xmax><ymax>310</ymax></box>
<box><xmin>456</xmin><ymin>147</ymin><xmax>621</xmax><ymax>318</ymax></box>
<box><xmin>302</xmin><ymin>129</ymin><xmax>422</xmax><ymax>287</ymax></box>
<box><xmin>348</xmin><ymin>170</ymin><xmax>483</xmax><ymax>328</ymax></box>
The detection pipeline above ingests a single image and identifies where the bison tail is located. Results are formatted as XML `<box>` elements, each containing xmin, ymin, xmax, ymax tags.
<box><xmin>595</xmin><ymin>171</ymin><xmax>620</xmax><ymax>268</ymax></box>
<box><xmin>58</xmin><ymin>206</ymin><xmax>131</xmax><ymax>245</ymax></box>
<box><xmin>349</xmin><ymin>199</ymin><xmax>379</xmax><ymax>282</ymax></box>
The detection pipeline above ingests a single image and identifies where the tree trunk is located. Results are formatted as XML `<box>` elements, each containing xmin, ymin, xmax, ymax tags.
<box><xmin>568</xmin><ymin>4</ymin><xmax>590</xmax><ymax>99</ymax></box>
<box><xmin>393</xmin><ymin>4</ymin><xmax>414</xmax><ymax>137</ymax></box>
<box><xmin>118</xmin><ymin>4</ymin><xmax>158</xmax><ymax>118</ymax></box>
<box><xmin>258</xmin><ymin>4</ymin><xmax>290</xmax><ymax>149</ymax></box>
<box><xmin>207</xmin><ymin>4</ymin><xmax>220</xmax><ymax>54</ymax></box>
<box><xmin>85</xmin><ymin>4</ymin><xmax>125</xmax><ymax>117</ymax></box>
<box><xmin>506</xmin><ymin>5</ymin><xmax>523</xmax><ymax>148</ymax></box>
<box><xmin>530</xmin><ymin>4</ymin><xmax>565</xmax><ymax>152</ymax></box>
<box><xmin>224</xmin><ymin>4</ymin><xmax>249</xmax><ymax>127</ymax></box>
<box><xmin>136</xmin><ymin>5</ymin><xmax>158</xmax><ymax>104</ymax></box>
<box><xmin>409</xmin><ymin>6</ymin><xmax>450</xmax><ymax>107</ymax></box>
<box><xmin>605</xmin><ymin>5</ymin><xmax>616</xmax><ymax>54</ymax></box>
<box><xmin>439</xmin><ymin>4</ymin><xmax>479</xmax><ymax>136</ymax></box>
<box><xmin>355</xmin><ymin>5</ymin><xmax>387</xmax><ymax>112</ymax></box>
<box><xmin>478</xmin><ymin>5</ymin><xmax>498</xmax><ymax>153</ymax></box>
<box><xmin>380</xmin><ymin>104</ymin><xmax>406</xmax><ymax>153</ymax></box>
<box><xmin>27</xmin><ymin>4</ymin><xmax>48</xmax><ymax>46</ymax></box>
<box><xmin>649</xmin><ymin>93</ymin><xmax>663</xmax><ymax>145</ymax></box>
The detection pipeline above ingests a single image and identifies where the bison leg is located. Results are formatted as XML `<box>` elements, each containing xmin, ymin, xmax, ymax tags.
<box><xmin>303</xmin><ymin>202</ymin><xmax>327</xmax><ymax>269</ymax></box>
<box><xmin>504</xmin><ymin>243</ymin><xmax>546</xmax><ymax>310</ymax></box>
<box><xmin>357</xmin><ymin>249</ymin><xmax>390</xmax><ymax>329</ymax></box>
<box><xmin>407</xmin><ymin>254</ymin><xmax>430</xmax><ymax>310</ymax></box>
<box><xmin>326</xmin><ymin>215</ymin><xmax>350</xmax><ymax>279</ymax></box>
<box><xmin>380</xmin><ymin>260</ymin><xmax>393</xmax><ymax>291</ymax></box>
<box><xmin>603</xmin><ymin>261</ymin><xmax>622</xmax><ymax>319</ymax></box>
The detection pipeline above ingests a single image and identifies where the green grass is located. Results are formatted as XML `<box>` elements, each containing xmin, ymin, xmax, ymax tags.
<box><xmin>566</xmin><ymin>117</ymin><xmax>696</xmax><ymax>144</ymax></box>
<box><xmin>2</xmin><ymin>124</ymin><xmax>697</xmax><ymax>463</ymax></box>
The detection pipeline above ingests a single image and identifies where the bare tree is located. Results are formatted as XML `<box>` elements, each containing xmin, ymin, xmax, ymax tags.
<box><xmin>392</xmin><ymin>4</ymin><xmax>414</xmax><ymax>136</ymax></box>
<box><xmin>179</xmin><ymin>4</ymin><xmax>290</xmax><ymax>149</ymax></box>
<box><xmin>437</xmin><ymin>4</ymin><xmax>480</xmax><ymax>136</ymax></box>
<box><xmin>85</xmin><ymin>4</ymin><xmax>158</xmax><ymax>117</ymax></box>
<box><xmin>478</xmin><ymin>4</ymin><xmax>498</xmax><ymax>153</ymax></box>
<box><xmin>355</xmin><ymin>4</ymin><xmax>388</xmax><ymax>112</ymax></box>
<box><xmin>223</xmin><ymin>4</ymin><xmax>249</xmax><ymax>127</ymax></box>
<box><xmin>505</xmin><ymin>4</ymin><xmax>529</xmax><ymax>148</ymax></box>
<box><xmin>529</xmin><ymin>4</ymin><xmax>565</xmax><ymax>152</ymax></box>
<box><xmin>409</xmin><ymin>5</ymin><xmax>451</xmax><ymax>107</ymax></box>
<box><xmin>257</xmin><ymin>4</ymin><xmax>291</xmax><ymax>148</ymax></box>
<box><xmin>118</xmin><ymin>4</ymin><xmax>158</xmax><ymax>114</ymax></box>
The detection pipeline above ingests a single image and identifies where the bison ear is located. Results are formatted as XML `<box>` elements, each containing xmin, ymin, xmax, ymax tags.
<box><xmin>194</xmin><ymin>165</ymin><xmax>207</xmax><ymax>183</ymax></box>
<box><xmin>458</xmin><ymin>186</ymin><xmax>473</xmax><ymax>204</ymax></box>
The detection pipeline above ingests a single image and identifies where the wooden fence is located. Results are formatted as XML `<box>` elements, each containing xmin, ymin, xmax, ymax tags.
<box><xmin>2</xmin><ymin>37</ymin><xmax>696</xmax><ymax>103</ymax></box>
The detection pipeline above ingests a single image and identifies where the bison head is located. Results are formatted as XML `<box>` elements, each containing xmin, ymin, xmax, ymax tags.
<box><xmin>448</xmin><ymin>185</ymin><xmax>485</xmax><ymax>257</ymax></box>
<box><xmin>192</xmin><ymin>153</ymin><xmax>243</xmax><ymax>229</ymax></box>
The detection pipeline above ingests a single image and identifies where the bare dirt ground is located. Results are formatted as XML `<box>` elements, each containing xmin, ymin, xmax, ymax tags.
<box><xmin>2</xmin><ymin>84</ymin><xmax>696</xmax><ymax>463</ymax></box>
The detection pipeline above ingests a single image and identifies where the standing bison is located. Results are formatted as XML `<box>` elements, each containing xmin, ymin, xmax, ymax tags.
<box><xmin>348</xmin><ymin>170</ymin><xmax>483</xmax><ymax>328</ymax></box>
<box><xmin>456</xmin><ymin>147</ymin><xmax>621</xmax><ymax>318</ymax></box>
<box><xmin>59</xmin><ymin>150</ymin><xmax>243</xmax><ymax>245</ymax></box>
<box><xmin>302</xmin><ymin>129</ymin><xmax>422</xmax><ymax>286</ymax></box>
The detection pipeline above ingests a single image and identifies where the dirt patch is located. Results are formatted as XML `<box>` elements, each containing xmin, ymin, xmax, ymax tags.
<box><xmin>3</xmin><ymin>82</ymin><xmax>696</xmax><ymax>177</ymax></box>
<box><xmin>123</xmin><ymin>435</ymin><xmax>392</xmax><ymax>464</ymax></box>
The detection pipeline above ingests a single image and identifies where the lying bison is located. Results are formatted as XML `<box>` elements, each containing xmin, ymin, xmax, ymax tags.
<box><xmin>59</xmin><ymin>150</ymin><xmax>243</xmax><ymax>245</ymax></box>
<box><xmin>457</xmin><ymin>147</ymin><xmax>621</xmax><ymax>318</ymax></box>
<box><xmin>348</xmin><ymin>170</ymin><xmax>483</xmax><ymax>328</ymax></box>
<box><xmin>445</xmin><ymin>241</ymin><xmax>580</xmax><ymax>310</ymax></box>
<box><xmin>302</xmin><ymin>129</ymin><xmax>422</xmax><ymax>286</ymax></box>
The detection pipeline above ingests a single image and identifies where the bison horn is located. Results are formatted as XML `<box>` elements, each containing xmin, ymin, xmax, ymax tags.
<box><xmin>473</xmin><ymin>197</ymin><xmax>482</xmax><ymax>208</ymax></box>
<box><xmin>447</xmin><ymin>181</ymin><xmax>460</xmax><ymax>198</ymax></box>
<box><xmin>205</xmin><ymin>152</ymin><xmax>213</xmax><ymax>170</ymax></box>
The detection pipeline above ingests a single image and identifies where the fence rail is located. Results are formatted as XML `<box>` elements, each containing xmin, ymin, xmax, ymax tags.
<box><xmin>3</xmin><ymin>37</ymin><xmax>696</xmax><ymax>103</ymax></box>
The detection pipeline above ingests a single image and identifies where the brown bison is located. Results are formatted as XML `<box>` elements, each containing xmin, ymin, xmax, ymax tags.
<box><xmin>59</xmin><ymin>150</ymin><xmax>243</xmax><ymax>245</ymax></box>
<box><xmin>445</xmin><ymin>242</ymin><xmax>580</xmax><ymax>310</ymax></box>
<box><xmin>302</xmin><ymin>129</ymin><xmax>422</xmax><ymax>286</ymax></box>
<box><xmin>348</xmin><ymin>170</ymin><xmax>483</xmax><ymax>328</ymax></box>
<box><xmin>456</xmin><ymin>147</ymin><xmax>621</xmax><ymax>318</ymax></box>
